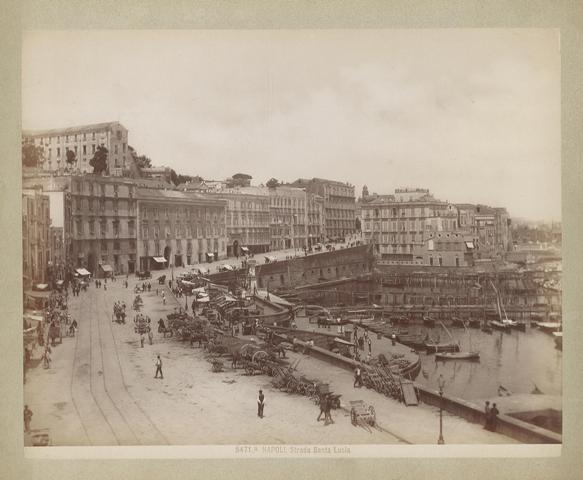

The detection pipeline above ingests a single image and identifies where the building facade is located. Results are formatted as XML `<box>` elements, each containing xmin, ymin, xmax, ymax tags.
<box><xmin>268</xmin><ymin>186</ymin><xmax>308</xmax><ymax>250</ymax></box>
<box><xmin>306</xmin><ymin>193</ymin><xmax>325</xmax><ymax>247</ymax></box>
<box><xmin>412</xmin><ymin>231</ymin><xmax>476</xmax><ymax>267</ymax></box>
<box><xmin>22</xmin><ymin>189</ymin><xmax>52</xmax><ymax>288</ymax></box>
<box><xmin>23</xmin><ymin>174</ymin><xmax>139</xmax><ymax>277</ymax></box>
<box><xmin>136</xmin><ymin>189</ymin><xmax>227</xmax><ymax>271</ymax></box>
<box><xmin>210</xmin><ymin>188</ymin><xmax>271</xmax><ymax>255</ymax></box>
<box><xmin>457</xmin><ymin>204</ymin><xmax>512</xmax><ymax>259</ymax></box>
<box><xmin>23</xmin><ymin>122</ymin><xmax>130</xmax><ymax>177</ymax></box>
<box><xmin>361</xmin><ymin>188</ymin><xmax>462</xmax><ymax>264</ymax></box>
<box><xmin>291</xmin><ymin>178</ymin><xmax>355</xmax><ymax>240</ymax></box>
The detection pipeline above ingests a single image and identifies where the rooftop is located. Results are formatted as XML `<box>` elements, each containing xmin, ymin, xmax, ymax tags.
<box><xmin>23</xmin><ymin>121</ymin><xmax>126</xmax><ymax>137</ymax></box>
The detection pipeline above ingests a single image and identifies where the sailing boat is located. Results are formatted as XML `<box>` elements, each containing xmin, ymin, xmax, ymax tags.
<box><xmin>435</xmin><ymin>321</ymin><xmax>480</xmax><ymax>361</ymax></box>
<box><xmin>488</xmin><ymin>281</ymin><xmax>516</xmax><ymax>332</ymax></box>
<box><xmin>425</xmin><ymin>320</ymin><xmax>460</xmax><ymax>353</ymax></box>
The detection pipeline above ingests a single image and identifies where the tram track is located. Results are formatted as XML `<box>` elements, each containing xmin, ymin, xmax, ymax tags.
<box><xmin>92</xmin><ymin>292</ymin><xmax>140</xmax><ymax>444</ymax></box>
<box><xmin>100</xmin><ymin>291</ymin><xmax>169</xmax><ymax>445</ymax></box>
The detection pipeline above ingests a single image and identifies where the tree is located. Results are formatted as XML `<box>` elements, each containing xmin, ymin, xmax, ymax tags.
<box><xmin>90</xmin><ymin>145</ymin><xmax>108</xmax><ymax>174</ymax></box>
<box><xmin>266</xmin><ymin>178</ymin><xmax>280</xmax><ymax>188</ymax></box>
<box><xmin>22</xmin><ymin>140</ymin><xmax>44</xmax><ymax>168</ymax></box>
<box><xmin>66</xmin><ymin>149</ymin><xmax>77</xmax><ymax>166</ymax></box>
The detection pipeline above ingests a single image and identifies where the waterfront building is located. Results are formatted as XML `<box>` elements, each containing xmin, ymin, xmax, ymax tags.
<box><xmin>361</xmin><ymin>188</ymin><xmax>462</xmax><ymax>265</ymax></box>
<box><xmin>290</xmin><ymin>178</ymin><xmax>356</xmax><ymax>241</ymax></box>
<box><xmin>307</xmin><ymin>193</ymin><xmax>325</xmax><ymax>247</ymax></box>
<box><xmin>268</xmin><ymin>185</ymin><xmax>309</xmax><ymax>250</ymax></box>
<box><xmin>23</xmin><ymin>122</ymin><xmax>130</xmax><ymax>177</ymax></box>
<box><xmin>136</xmin><ymin>189</ymin><xmax>227</xmax><ymax>270</ymax></box>
<box><xmin>412</xmin><ymin>230</ymin><xmax>476</xmax><ymax>267</ymax></box>
<box><xmin>22</xmin><ymin>189</ymin><xmax>52</xmax><ymax>288</ymax></box>
<box><xmin>456</xmin><ymin>204</ymin><xmax>512</xmax><ymax>259</ymax></box>
<box><xmin>207</xmin><ymin>187</ymin><xmax>271</xmax><ymax>256</ymax></box>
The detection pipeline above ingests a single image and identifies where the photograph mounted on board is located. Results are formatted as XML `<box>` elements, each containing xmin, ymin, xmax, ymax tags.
<box><xmin>20</xmin><ymin>29</ymin><xmax>561</xmax><ymax>450</ymax></box>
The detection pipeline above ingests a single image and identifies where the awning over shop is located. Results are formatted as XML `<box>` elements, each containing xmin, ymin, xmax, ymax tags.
<box><xmin>75</xmin><ymin>268</ymin><xmax>91</xmax><ymax>276</ymax></box>
<box><xmin>206</xmin><ymin>253</ymin><xmax>214</xmax><ymax>259</ymax></box>
<box><xmin>221</xmin><ymin>265</ymin><xmax>234</xmax><ymax>271</ymax></box>
<box><xmin>25</xmin><ymin>290</ymin><xmax>50</xmax><ymax>299</ymax></box>
<box><xmin>56</xmin><ymin>280</ymin><xmax>65</xmax><ymax>286</ymax></box>
<box><xmin>34</xmin><ymin>284</ymin><xmax>49</xmax><ymax>291</ymax></box>
<box><xmin>465</xmin><ymin>242</ymin><xmax>475</xmax><ymax>249</ymax></box>
<box><xmin>152</xmin><ymin>257</ymin><xmax>167</xmax><ymax>264</ymax></box>
<box><xmin>99</xmin><ymin>264</ymin><xmax>113</xmax><ymax>272</ymax></box>
<box><xmin>265</xmin><ymin>255</ymin><xmax>276</xmax><ymax>262</ymax></box>
<box><xmin>240</xmin><ymin>246</ymin><xmax>249</xmax><ymax>253</ymax></box>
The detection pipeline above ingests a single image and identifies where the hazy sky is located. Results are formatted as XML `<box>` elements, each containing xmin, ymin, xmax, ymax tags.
<box><xmin>22</xmin><ymin>30</ymin><xmax>560</xmax><ymax>221</ymax></box>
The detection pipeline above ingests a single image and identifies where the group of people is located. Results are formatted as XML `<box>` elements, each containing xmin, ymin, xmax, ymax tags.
<box><xmin>113</xmin><ymin>301</ymin><xmax>127</xmax><ymax>323</ymax></box>
<box><xmin>317</xmin><ymin>394</ymin><xmax>335</xmax><ymax>425</ymax></box>
<box><xmin>484</xmin><ymin>401</ymin><xmax>500</xmax><ymax>432</ymax></box>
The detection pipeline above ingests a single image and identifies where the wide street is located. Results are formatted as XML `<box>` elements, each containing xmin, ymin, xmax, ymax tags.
<box><xmin>24</xmin><ymin>250</ymin><xmax>516</xmax><ymax>446</ymax></box>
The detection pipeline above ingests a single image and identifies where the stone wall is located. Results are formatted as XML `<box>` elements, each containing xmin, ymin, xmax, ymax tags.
<box><xmin>255</xmin><ymin>244</ymin><xmax>374</xmax><ymax>289</ymax></box>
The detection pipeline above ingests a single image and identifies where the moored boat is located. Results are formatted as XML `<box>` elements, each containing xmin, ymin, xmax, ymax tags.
<box><xmin>435</xmin><ymin>351</ymin><xmax>480</xmax><ymax>361</ymax></box>
<box><xmin>422</xmin><ymin>316</ymin><xmax>435</xmax><ymax>328</ymax></box>
<box><xmin>468</xmin><ymin>319</ymin><xmax>481</xmax><ymax>329</ymax></box>
<box><xmin>489</xmin><ymin>320</ymin><xmax>512</xmax><ymax>332</ymax></box>
<box><xmin>396</xmin><ymin>334</ymin><xmax>426</xmax><ymax>350</ymax></box>
<box><xmin>424</xmin><ymin>341</ymin><xmax>460</xmax><ymax>353</ymax></box>
<box><xmin>537</xmin><ymin>322</ymin><xmax>562</xmax><ymax>334</ymax></box>
<box><xmin>451</xmin><ymin>317</ymin><xmax>464</xmax><ymax>328</ymax></box>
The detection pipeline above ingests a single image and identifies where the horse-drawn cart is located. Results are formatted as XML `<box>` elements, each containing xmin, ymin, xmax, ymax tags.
<box><xmin>350</xmin><ymin>400</ymin><xmax>376</xmax><ymax>427</ymax></box>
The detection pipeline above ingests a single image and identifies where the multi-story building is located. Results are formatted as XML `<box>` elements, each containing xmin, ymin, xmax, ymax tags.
<box><xmin>268</xmin><ymin>186</ymin><xmax>308</xmax><ymax>250</ymax></box>
<box><xmin>210</xmin><ymin>187</ymin><xmax>271</xmax><ymax>256</ymax></box>
<box><xmin>23</xmin><ymin>173</ymin><xmax>139</xmax><ymax>277</ymax></box>
<box><xmin>413</xmin><ymin>231</ymin><xmax>476</xmax><ymax>267</ymax></box>
<box><xmin>306</xmin><ymin>193</ymin><xmax>325</xmax><ymax>247</ymax></box>
<box><xmin>23</xmin><ymin>121</ymin><xmax>130</xmax><ymax>177</ymax></box>
<box><xmin>136</xmin><ymin>189</ymin><xmax>227</xmax><ymax>271</ymax></box>
<box><xmin>361</xmin><ymin>188</ymin><xmax>462</xmax><ymax>265</ymax></box>
<box><xmin>456</xmin><ymin>204</ymin><xmax>512</xmax><ymax>259</ymax></box>
<box><xmin>22</xmin><ymin>189</ymin><xmax>52</xmax><ymax>288</ymax></box>
<box><xmin>290</xmin><ymin>178</ymin><xmax>355</xmax><ymax>240</ymax></box>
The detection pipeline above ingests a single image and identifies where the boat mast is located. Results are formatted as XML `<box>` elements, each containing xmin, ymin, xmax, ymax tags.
<box><xmin>439</xmin><ymin>320</ymin><xmax>456</xmax><ymax>344</ymax></box>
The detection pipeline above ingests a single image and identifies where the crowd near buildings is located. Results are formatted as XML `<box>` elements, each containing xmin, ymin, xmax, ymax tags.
<box><xmin>22</xmin><ymin>121</ymin><xmax>531</xmax><ymax>290</ymax></box>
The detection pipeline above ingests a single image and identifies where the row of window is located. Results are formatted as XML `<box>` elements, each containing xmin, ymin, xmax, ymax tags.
<box><xmin>142</xmin><ymin>238</ymin><xmax>221</xmax><ymax>254</ymax></box>
<box><xmin>140</xmin><ymin>206</ymin><xmax>224</xmax><ymax>221</ymax></box>
<box><xmin>74</xmin><ymin>197</ymin><xmax>136</xmax><ymax>214</ymax></box>
<box><xmin>363</xmin><ymin>206</ymin><xmax>454</xmax><ymax>219</ymax></box>
<box><xmin>75</xmin><ymin>218</ymin><xmax>135</xmax><ymax>237</ymax></box>
<box><xmin>141</xmin><ymin>222</ymin><xmax>224</xmax><ymax>239</ymax></box>
<box><xmin>34</xmin><ymin>129</ymin><xmax>124</xmax><ymax>145</ymax></box>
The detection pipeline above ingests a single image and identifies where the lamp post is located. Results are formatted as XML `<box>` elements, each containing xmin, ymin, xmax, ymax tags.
<box><xmin>437</xmin><ymin>374</ymin><xmax>446</xmax><ymax>445</ymax></box>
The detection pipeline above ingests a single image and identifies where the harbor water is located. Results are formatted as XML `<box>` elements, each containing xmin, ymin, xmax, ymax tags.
<box><xmin>411</xmin><ymin>324</ymin><xmax>562</xmax><ymax>400</ymax></box>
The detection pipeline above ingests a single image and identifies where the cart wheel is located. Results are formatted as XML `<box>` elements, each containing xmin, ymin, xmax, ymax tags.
<box><xmin>351</xmin><ymin>409</ymin><xmax>357</xmax><ymax>426</ymax></box>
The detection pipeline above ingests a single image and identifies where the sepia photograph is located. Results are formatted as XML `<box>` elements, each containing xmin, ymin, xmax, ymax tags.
<box><xmin>20</xmin><ymin>28</ymin><xmax>562</xmax><ymax>452</ymax></box>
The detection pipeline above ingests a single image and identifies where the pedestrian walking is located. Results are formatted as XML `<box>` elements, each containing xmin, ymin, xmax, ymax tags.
<box><xmin>154</xmin><ymin>355</ymin><xmax>163</xmax><ymax>378</ymax></box>
<box><xmin>257</xmin><ymin>389</ymin><xmax>265</xmax><ymax>418</ymax></box>
<box><xmin>23</xmin><ymin>405</ymin><xmax>33</xmax><ymax>432</ymax></box>
<box><xmin>490</xmin><ymin>403</ymin><xmax>499</xmax><ymax>432</ymax></box>
<box><xmin>317</xmin><ymin>394</ymin><xmax>327</xmax><ymax>422</ymax></box>
<box><xmin>324</xmin><ymin>395</ymin><xmax>334</xmax><ymax>425</ymax></box>
<box><xmin>484</xmin><ymin>401</ymin><xmax>491</xmax><ymax>430</ymax></box>
<box><xmin>367</xmin><ymin>337</ymin><xmax>372</xmax><ymax>354</ymax></box>
<box><xmin>353</xmin><ymin>366</ymin><xmax>362</xmax><ymax>388</ymax></box>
